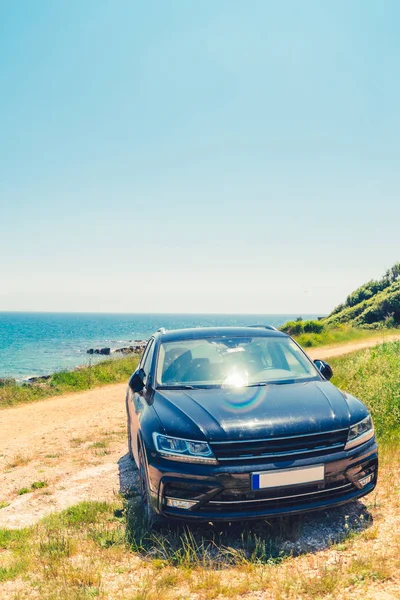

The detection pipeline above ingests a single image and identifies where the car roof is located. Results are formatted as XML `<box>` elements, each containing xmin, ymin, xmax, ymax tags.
<box><xmin>157</xmin><ymin>326</ymin><xmax>287</xmax><ymax>342</ymax></box>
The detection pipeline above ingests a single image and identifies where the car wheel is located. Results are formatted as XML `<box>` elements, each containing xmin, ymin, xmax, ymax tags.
<box><xmin>138</xmin><ymin>444</ymin><xmax>165</xmax><ymax>528</ymax></box>
<box><xmin>126</xmin><ymin>398</ymin><xmax>135</xmax><ymax>462</ymax></box>
<box><xmin>127</xmin><ymin>416</ymin><xmax>135</xmax><ymax>462</ymax></box>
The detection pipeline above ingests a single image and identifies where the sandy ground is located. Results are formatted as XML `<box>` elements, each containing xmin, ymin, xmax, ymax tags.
<box><xmin>0</xmin><ymin>383</ymin><xmax>137</xmax><ymax>529</ymax></box>
<box><xmin>0</xmin><ymin>335</ymin><xmax>399</xmax><ymax>530</ymax></box>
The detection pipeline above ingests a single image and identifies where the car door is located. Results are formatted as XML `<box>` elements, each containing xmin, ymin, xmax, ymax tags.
<box><xmin>128</xmin><ymin>338</ymin><xmax>155</xmax><ymax>462</ymax></box>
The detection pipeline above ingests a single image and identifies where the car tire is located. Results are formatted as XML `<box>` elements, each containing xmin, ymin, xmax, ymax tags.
<box><xmin>126</xmin><ymin>398</ymin><xmax>135</xmax><ymax>462</ymax></box>
<box><xmin>138</xmin><ymin>443</ymin><xmax>165</xmax><ymax>528</ymax></box>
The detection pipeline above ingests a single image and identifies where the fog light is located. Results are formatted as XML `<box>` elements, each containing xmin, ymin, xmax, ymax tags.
<box><xmin>359</xmin><ymin>473</ymin><xmax>374</xmax><ymax>487</ymax></box>
<box><xmin>165</xmin><ymin>498</ymin><xmax>197</xmax><ymax>509</ymax></box>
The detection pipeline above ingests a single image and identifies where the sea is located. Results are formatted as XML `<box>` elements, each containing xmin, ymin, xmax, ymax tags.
<box><xmin>0</xmin><ymin>312</ymin><xmax>322</xmax><ymax>380</ymax></box>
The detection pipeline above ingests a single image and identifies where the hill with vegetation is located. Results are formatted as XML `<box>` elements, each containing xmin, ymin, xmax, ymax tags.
<box><xmin>281</xmin><ymin>262</ymin><xmax>400</xmax><ymax>345</ymax></box>
<box><xmin>324</xmin><ymin>262</ymin><xmax>400</xmax><ymax>328</ymax></box>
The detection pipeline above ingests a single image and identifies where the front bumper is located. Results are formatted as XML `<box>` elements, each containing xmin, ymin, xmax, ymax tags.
<box><xmin>146</xmin><ymin>439</ymin><xmax>378</xmax><ymax>521</ymax></box>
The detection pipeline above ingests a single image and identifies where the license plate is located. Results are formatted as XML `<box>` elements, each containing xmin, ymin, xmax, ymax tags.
<box><xmin>251</xmin><ymin>465</ymin><xmax>325</xmax><ymax>490</ymax></box>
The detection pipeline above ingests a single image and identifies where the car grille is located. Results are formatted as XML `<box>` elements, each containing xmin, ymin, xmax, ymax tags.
<box><xmin>199</xmin><ymin>480</ymin><xmax>355</xmax><ymax>513</ymax></box>
<box><xmin>210</xmin><ymin>428</ymin><xmax>349</xmax><ymax>463</ymax></box>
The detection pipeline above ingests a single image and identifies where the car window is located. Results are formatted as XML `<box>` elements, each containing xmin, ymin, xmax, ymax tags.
<box><xmin>140</xmin><ymin>339</ymin><xmax>153</xmax><ymax>368</ymax></box>
<box><xmin>141</xmin><ymin>339</ymin><xmax>155</xmax><ymax>385</ymax></box>
<box><xmin>280</xmin><ymin>342</ymin><xmax>311</xmax><ymax>376</ymax></box>
<box><xmin>156</xmin><ymin>336</ymin><xmax>319</xmax><ymax>388</ymax></box>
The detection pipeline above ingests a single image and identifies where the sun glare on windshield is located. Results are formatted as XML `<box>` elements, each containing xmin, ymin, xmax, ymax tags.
<box><xmin>222</xmin><ymin>369</ymin><xmax>249</xmax><ymax>388</ymax></box>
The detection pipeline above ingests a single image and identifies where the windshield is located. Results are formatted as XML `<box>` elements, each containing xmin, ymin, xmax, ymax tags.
<box><xmin>156</xmin><ymin>336</ymin><xmax>320</xmax><ymax>388</ymax></box>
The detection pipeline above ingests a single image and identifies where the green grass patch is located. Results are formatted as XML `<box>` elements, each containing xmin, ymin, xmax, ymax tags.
<box><xmin>0</xmin><ymin>527</ymin><xmax>31</xmax><ymax>550</ymax></box>
<box><xmin>88</xmin><ymin>524</ymin><xmax>126</xmax><ymax>549</ymax></box>
<box><xmin>31</xmin><ymin>481</ymin><xmax>48</xmax><ymax>490</ymax></box>
<box><xmin>0</xmin><ymin>502</ymin><xmax>118</xmax><ymax>591</ymax></box>
<box><xmin>0</xmin><ymin>560</ymin><xmax>29</xmax><ymax>583</ymax></box>
<box><xmin>330</xmin><ymin>341</ymin><xmax>400</xmax><ymax>441</ymax></box>
<box><xmin>0</xmin><ymin>355</ymin><xmax>139</xmax><ymax>410</ymax></box>
<box><xmin>44</xmin><ymin>501</ymin><xmax>114</xmax><ymax>529</ymax></box>
<box><xmin>38</xmin><ymin>531</ymin><xmax>75</xmax><ymax>561</ymax></box>
<box><xmin>90</xmin><ymin>441</ymin><xmax>108</xmax><ymax>449</ymax></box>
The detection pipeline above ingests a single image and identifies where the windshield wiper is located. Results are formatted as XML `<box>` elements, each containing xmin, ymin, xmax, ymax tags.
<box><xmin>157</xmin><ymin>385</ymin><xmax>195</xmax><ymax>390</ymax></box>
<box><xmin>246</xmin><ymin>379</ymin><xmax>297</xmax><ymax>387</ymax></box>
<box><xmin>158</xmin><ymin>384</ymin><xmax>222</xmax><ymax>390</ymax></box>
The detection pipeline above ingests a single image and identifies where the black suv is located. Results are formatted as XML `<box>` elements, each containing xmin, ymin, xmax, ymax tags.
<box><xmin>126</xmin><ymin>326</ymin><xmax>378</xmax><ymax>524</ymax></box>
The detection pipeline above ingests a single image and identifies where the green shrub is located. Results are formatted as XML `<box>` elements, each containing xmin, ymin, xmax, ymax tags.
<box><xmin>280</xmin><ymin>321</ymin><xmax>304</xmax><ymax>335</ymax></box>
<box><xmin>303</xmin><ymin>320</ymin><xmax>324</xmax><ymax>334</ymax></box>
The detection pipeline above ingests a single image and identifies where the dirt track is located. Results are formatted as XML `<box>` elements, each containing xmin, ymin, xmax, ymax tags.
<box><xmin>0</xmin><ymin>336</ymin><xmax>399</xmax><ymax>529</ymax></box>
<box><xmin>307</xmin><ymin>333</ymin><xmax>400</xmax><ymax>360</ymax></box>
<box><xmin>0</xmin><ymin>383</ymin><xmax>136</xmax><ymax>528</ymax></box>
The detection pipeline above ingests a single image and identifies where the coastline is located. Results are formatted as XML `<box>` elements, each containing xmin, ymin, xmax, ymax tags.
<box><xmin>0</xmin><ymin>354</ymin><xmax>140</xmax><ymax>409</ymax></box>
<box><xmin>0</xmin><ymin>312</ymin><xmax>321</xmax><ymax>379</ymax></box>
<box><xmin>2</xmin><ymin>341</ymin><xmax>148</xmax><ymax>384</ymax></box>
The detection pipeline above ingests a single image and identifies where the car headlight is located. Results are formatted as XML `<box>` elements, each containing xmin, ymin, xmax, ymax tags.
<box><xmin>153</xmin><ymin>433</ymin><xmax>217</xmax><ymax>464</ymax></box>
<box><xmin>345</xmin><ymin>415</ymin><xmax>374</xmax><ymax>450</ymax></box>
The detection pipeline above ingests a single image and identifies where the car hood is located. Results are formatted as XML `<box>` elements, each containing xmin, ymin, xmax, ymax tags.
<box><xmin>153</xmin><ymin>380</ymin><xmax>368</xmax><ymax>441</ymax></box>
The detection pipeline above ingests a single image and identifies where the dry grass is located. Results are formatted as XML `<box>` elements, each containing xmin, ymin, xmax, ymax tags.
<box><xmin>5</xmin><ymin>454</ymin><xmax>32</xmax><ymax>470</ymax></box>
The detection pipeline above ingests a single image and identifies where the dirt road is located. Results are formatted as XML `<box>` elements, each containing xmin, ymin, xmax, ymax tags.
<box><xmin>307</xmin><ymin>333</ymin><xmax>400</xmax><ymax>360</ymax></box>
<box><xmin>0</xmin><ymin>383</ymin><xmax>135</xmax><ymax>528</ymax></box>
<box><xmin>0</xmin><ymin>335</ymin><xmax>398</xmax><ymax>529</ymax></box>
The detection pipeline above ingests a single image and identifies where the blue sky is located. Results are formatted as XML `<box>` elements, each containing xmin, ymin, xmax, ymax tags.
<box><xmin>1</xmin><ymin>0</ymin><xmax>399</xmax><ymax>314</ymax></box>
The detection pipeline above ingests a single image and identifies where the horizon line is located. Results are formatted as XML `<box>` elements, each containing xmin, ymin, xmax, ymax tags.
<box><xmin>0</xmin><ymin>310</ymin><xmax>326</xmax><ymax>316</ymax></box>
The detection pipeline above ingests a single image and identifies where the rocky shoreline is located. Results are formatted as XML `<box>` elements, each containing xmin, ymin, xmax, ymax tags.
<box><xmin>86</xmin><ymin>339</ymin><xmax>147</xmax><ymax>356</ymax></box>
<box><xmin>0</xmin><ymin>340</ymin><xmax>149</xmax><ymax>385</ymax></box>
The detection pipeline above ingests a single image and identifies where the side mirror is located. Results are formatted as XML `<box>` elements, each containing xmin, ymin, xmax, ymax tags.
<box><xmin>314</xmin><ymin>360</ymin><xmax>333</xmax><ymax>381</ymax></box>
<box><xmin>129</xmin><ymin>369</ymin><xmax>145</xmax><ymax>393</ymax></box>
